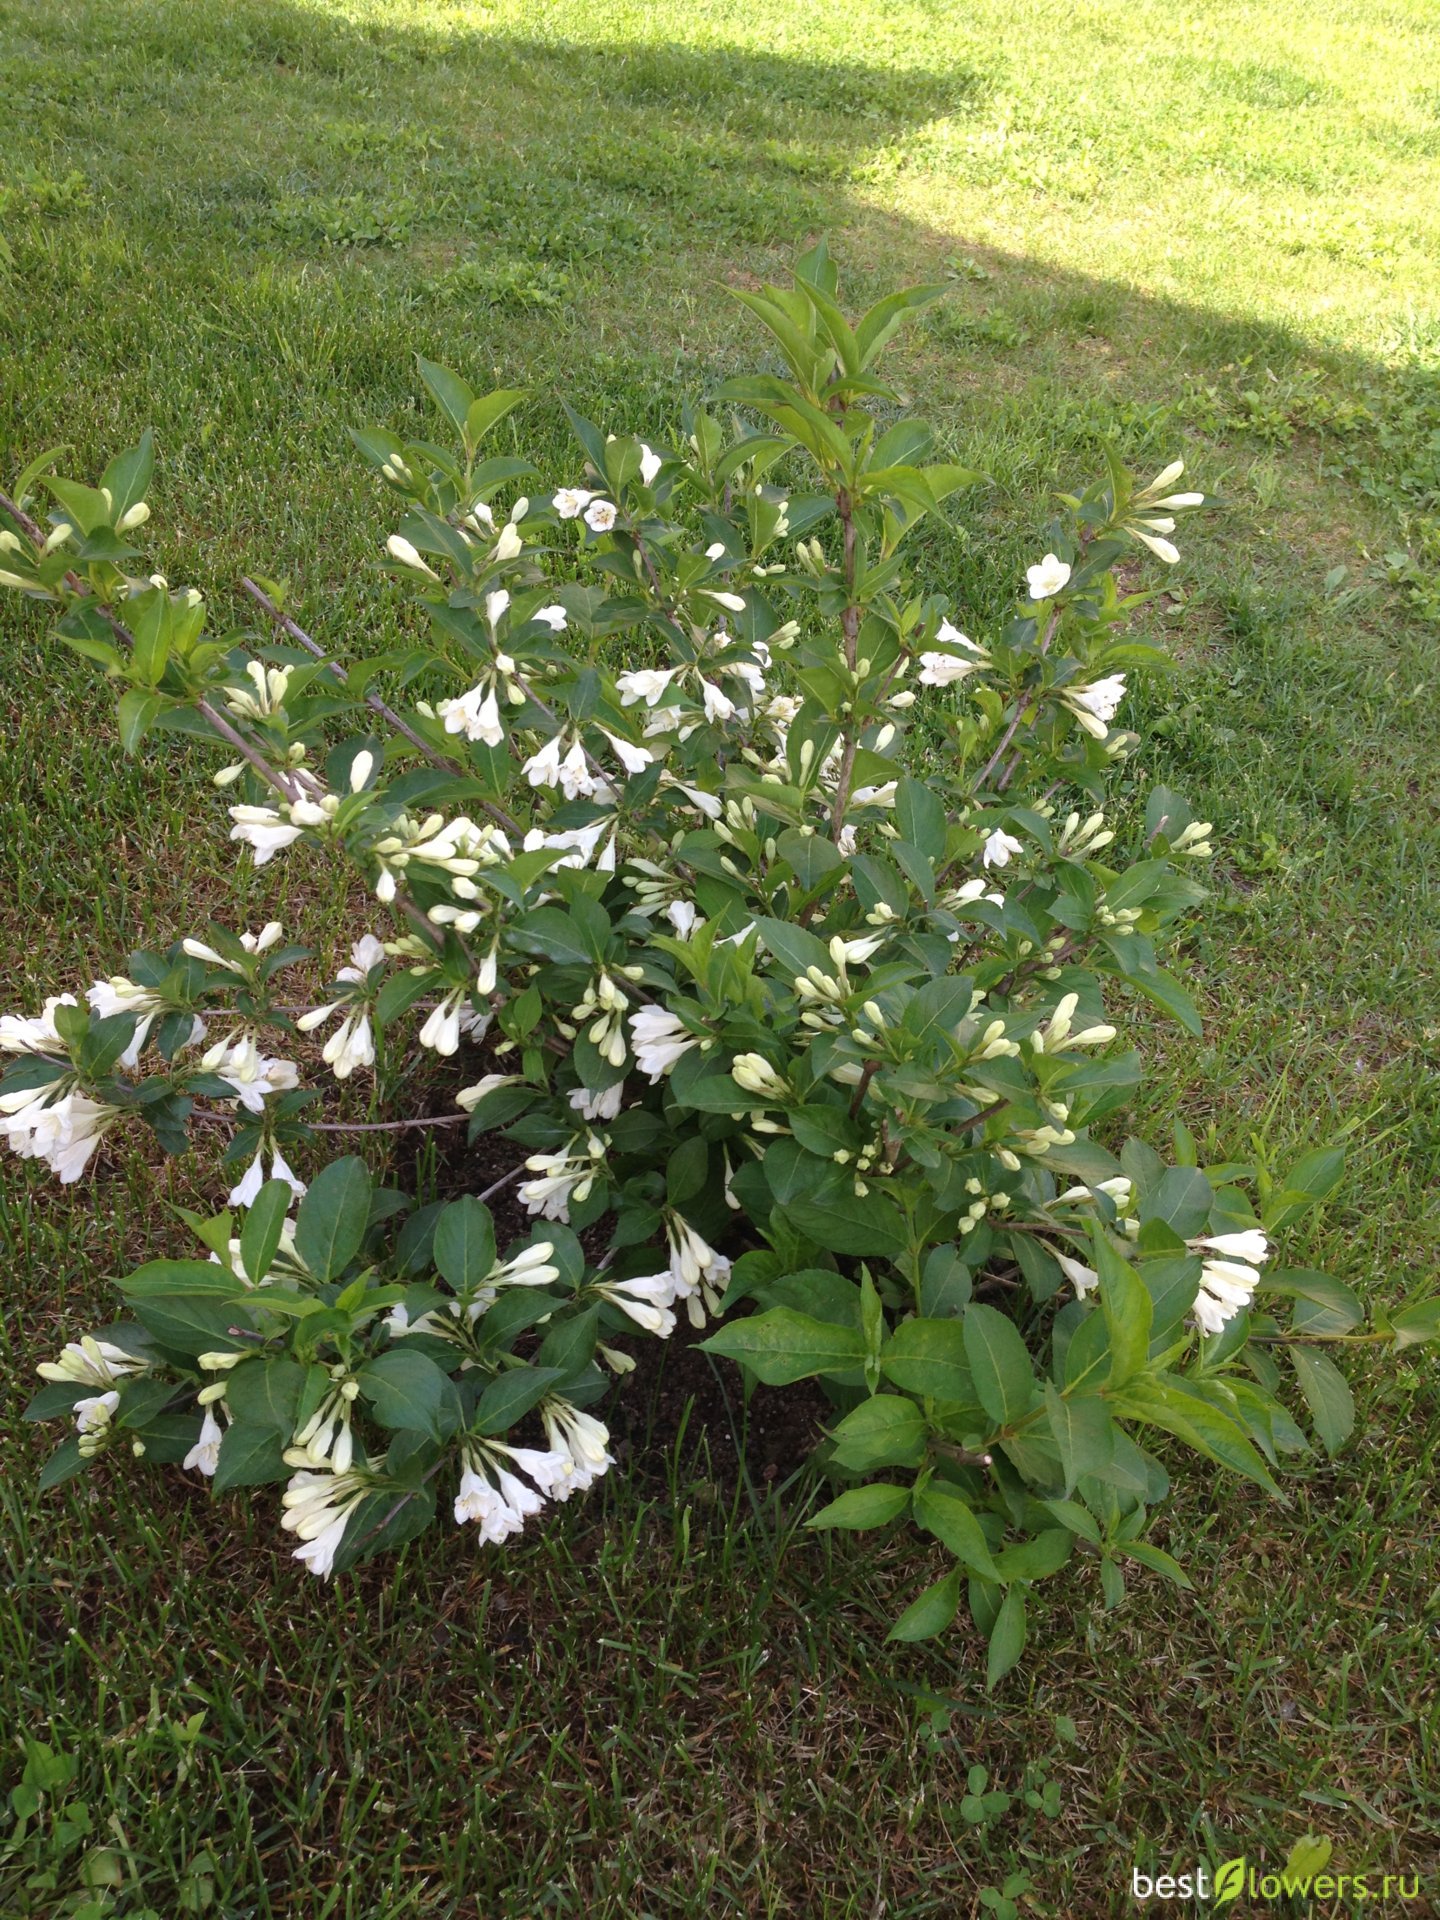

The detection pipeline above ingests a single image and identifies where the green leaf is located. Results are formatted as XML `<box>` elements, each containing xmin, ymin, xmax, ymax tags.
<box><xmin>99</xmin><ymin>431</ymin><xmax>154</xmax><ymax>520</ymax></box>
<box><xmin>1389</xmin><ymin>1298</ymin><xmax>1440</xmax><ymax>1349</ymax></box>
<box><xmin>805</xmin><ymin>1483</ymin><xmax>910</xmax><ymax>1530</ymax></box>
<box><xmin>992</xmin><ymin>1528</ymin><xmax>1074</xmax><ymax>1582</ymax></box>
<box><xmin>700</xmin><ymin>1309</ymin><xmax>865</xmax><ymax>1385</ymax></box>
<box><xmin>1125</xmin><ymin>966</ymin><xmax>1203</xmax><ymax>1036</ymax></box>
<box><xmin>985</xmin><ymin>1587</ymin><xmax>1027</xmax><ymax>1689</ymax></box>
<box><xmin>509</xmin><ymin>906</ymin><xmax>593</xmax><ymax>968</ymax></box>
<box><xmin>416</xmin><ymin>357</ymin><xmax>475</xmax><ymax>440</ymax></box>
<box><xmin>962</xmin><ymin>1304</ymin><xmax>1036</xmax><ymax>1426</ymax></box>
<box><xmin>913</xmin><ymin>1484</ymin><xmax>999</xmax><ymax>1580</ymax></box>
<box><xmin>293</xmin><ymin>1156</ymin><xmax>372</xmax><ymax>1282</ymax></box>
<box><xmin>1288</xmin><ymin>1347</ymin><xmax>1354</xmax><ymax>1455</ymax></box>
<box><xmin>1262</xmin><ymin>1269</ymin><xmax>1362</xmax><ymax>1335</ymax></box>
<box><xmin>829</xmin><ymin>1396</ymin><xmax>927</xmax><ymax>1472</ymax></box>
<box><xmin>357</xmin><ymin>1349</ymin><xmax>454</xmax><ymax>1439</ymax></box>
<box><xmin>786</xmin><ymin>1186</ymin><xmax>906</xmax><ymax>1257</ymax></box>
<box><xmin>1096</xmin><ymin>1240</ymin><xmax>1153</xmax><ymax>1387</ymax></box>
<box><xmin>1115</xmin><ymin>1541</ymin><xmax>1193</xmax><ymax>1590</ymax></box>
<box><xmin>212</xmin><ymin>1420</ymin><xmax>289</xmax><ymax>1492</ymax></box>
<box><xmin>1140</xmin><ymin>1167</ymin><xmax>1213</xmax><ymax>1240</ymax></box>
<box><xmin>117</xmin><ymin>688</ymin><xmax>166</xmax><ymax>754</ymax></box>
<box><xmin>1044</xmin><ymin>1385</ymin><xmax>1115</xmax><ymax>1497</ymax></box>
<box><xmin>1264</xmin><ymin>1146</ymin><xmax>1345</xmax><ymax>1232</ymax></box>
<box><xmin>240</xmin><ymin>1179</ymin><xmax>292</xmax><ymax>1285</ymax></box>
<box><xmin>887</xmin><ymin>1569</ymin><xmax>962</xmax><ymax>1643</ymax></box>
<box><xmin>1116</xmin><ymin>1377</ymin><xmax>1280</xmax><ymax>1495</ymax></box>
<box><xmin>463</xmin><ymin>388</ymin><xmax>526</xmax><ymax>453</ymax></box>
<box><xmin>880</xmin><ymin>1317</ymin><xmax>976</xmax><ymax>1403</ymax></box>
<box><xmin>39</xmin><ymin>1437</ymin><xmax>88</xmax><ymax>1490</ymax></box>
<box><xmin>119</xmin><ymin>1260</ymin><xmax>246</xmax><ymax>1301</ymax></box>
<box><xmin>432</xmin><ymin>1197</ymin><xmax>496</xmax><ymax>1295</ymax></box>
<box><xmin>132</xmin><ymin>1295</ymin><xmax>252</xmax><ymax>1357</ymax></box>
<box><xmin>895</xmin><ymin>776</ymin><xmax>947</xmax><ymax>863</ymax></box>
<box><xmin>225</xmin><ymin>1358</ymin><xmax>305</xmax><ymax>1432</ymax></box>
<box><xmin>472</xmin><ymin>1366</ymin><xmax>565</xmax><ymax>1437</ymax></box>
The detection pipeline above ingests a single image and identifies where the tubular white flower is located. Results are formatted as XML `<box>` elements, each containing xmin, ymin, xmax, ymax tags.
<box><xmin>1026</xmin><ymin>554</ymin><xmax>1071</xmax><ymax>600</ymax></box>
<box><xmin>540</xmin><ymin>1400</ymin><xmax>614</xmax><ymax>1495</ymax></box>
<box><xmin>200</xmin><ymin>1034</ymin><xmax>300</xmax><ymax>1112</ymax></box>
<box><xmin>38</xmin><ymin>1336</ymin><xmax>146</xmax><ymax>1389</ymax></box>
<box><xmin>982</xmin><ymin>828</ymin><xmax>1023</xmax><ymax>869</ymax></box>
<box><xmin>615</xmin><ymin>666</ymin><xmax>679</xmax><ymax>708</ymax></box>
<box><xmin>552</xmin><ymin>487</ymin><xmax>594</xmax><ymax>520</ymax></box>
<box><xmin>228</xmin><ymin>806</ymin><xmax>305</xmax><ymax>865</ymax></box>
<box><xmin>182</xmin><ymin>1406</ymin><xmax>225</xmax><ymax>1476</ymax></box>
<box><xmin>584</xmin><ymin>499</ymin><xmax>618</xmax><ymax>533</ymax></box>
<box><xmin>730</xmin><ymin>1053</ymin><xmax>789</xmax><ymax>1101</ymax></box>
<box><xmin>386</xmin><ymin>534</ymin><xmax>440</xmax><ymax>579</ymax></box>
<box><xmin>639</xmin><ymin>443</ymin><xmax>662</xmax><ymax>486</ymax></box>
<box><xmin>418</xmin><ymin>987</ymin><xmax>467</xmax><ymax>1057</ymax></box>
<box><xmin>1062</xmin><ymin>673</ymin><xmax>1128</xmax><ymax>739</ymax></box>
<box><xmin>1055</xmin><ymin>1251</ymin><xmax>1099</xmax><ymax>1298</ymax></box>
<box><xmin>630</xmin><ymin>1006</ymin><xmax>701</xmax><ymax>1081</ymax></box>
<box><xmin>1</xmin><ymin>994</ymin><xmax>78</xmax><ymax>1054</ymax></box>
<box><xmin>664</xmin><ymin>1212</ymin><xmax>731</xmax><ymax>1327</ymax></box>
<box><xmin>439</xmin><ymin>681</ymin><xmax>506</xmax><ymax>746</ymax></box>
<box><xmin>2</xmin><ymin>1090</ymin><xmax>118</xmax><ymax>1183</ymax></box>
<box><xmin>600</xmin><ymin>728</ymin><xmax>654</xmax><ymax>774</ymax></box>
<box><xmin>594</xmin><ymin>1272</ymin><xmax>677</xmax><ymax>1337</ymax></box>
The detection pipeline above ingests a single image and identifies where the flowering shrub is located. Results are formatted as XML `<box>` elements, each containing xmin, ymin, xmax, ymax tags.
<box><xmin>4</xmin><ymin>246</ymin><xmax>1429</xmax><ymax>1674</ymax></box>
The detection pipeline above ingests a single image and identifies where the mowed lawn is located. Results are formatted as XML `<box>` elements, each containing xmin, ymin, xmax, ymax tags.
<box><xmin>1</xmin><ymin>1</ymin><xmax>1438</xmax><ymax>1914</ymax></box>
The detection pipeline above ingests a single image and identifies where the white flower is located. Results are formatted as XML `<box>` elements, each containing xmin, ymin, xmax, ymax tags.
<box><xmin>456</xmin><ymin>1073</ymin><xmax>521</xmax><ymax>1112</ymax></box>
<box><xmin>700</xmin><ymin>679</ymin><xmax>736</xmax><ymax>724</ymax></box>
<box><xmin>558</xmin><ymin>739</ymin><xmax>602</xmax><ymax>801</ymax></box>
<box><xmin>1130</xmin><ymin>523</ymin><xmax>1180</xmax><ymax>565</ymax></box>
<box><xmin>664</xmin><ymin>1213</ymin><xmax>731</xmax><ymax>1328</ymax></box>
<box><xmin>484</xmin><ymin>588</ymin><xmax>510</xmax><ymax>630</ymax></box>
<box><xmin>200</xmin><ymin>1034</ymin><xmax>299</xmax><ymax>1112</ymax></box>
<box><xmin>730</xmin><ymin>1053</ymin><xmax>789</xmax><ymax>1101</ymax></box>
<box><xmin>616</xmin><ymin>666</ymin><xmax>679</xmax><ymax>708</ymax></box>
<box><xmin>1026</xmin><ymin>553</ymin><xmax>1071</xmax><ymax>600</ymax></box>
<box><xmin>702</xmin><ymin>590</ymin><xmax>746</xmax><ymax>614</ymax></box>
<box><xmin>224</xmin><ymin>661</ymin><xmax>294</xmax><ymax>720</ymax></box>
<box><xmin>982</xmin><ymin>829</ymin><xmax>1024</xmax><ymax>869</ymax></box>
<box><xmin>74</xmin><ymin>1389</ymin><xmax>120</xmax><ymax>1437</ymax></box>
<box><xmin>281</xmin><ymin>1465</ymin><xmax>373</xmax><ymax>1578</ymax></box>
<box><xmin>522</xmin><ymin>734</ymin><xmax>565</xmax><ymax>790</ymax></box>
<box><xmin>518</xmin><ymin>1143</ymin><xmax>599</xmax><ymax>1222</ymax></box>
<box><xmin>600</xmin><ymin>728</ymin><xmax>653</xmax><ymax>774</ymax></box>
<box><xmin>489</xmin><ymin>1240</ymin><xmax>562</xmax><ymax>1290</ymax></box>
<box><xmin>339</xmin><ymin>934</ymin><xmax>387</xmax><ymax>982</ymax></box>
<box><xmin>1055</xmin><ymin>1251</ymin><xmax>1099</xmax><ymax>1298</ymax></box>
<box><xmin>1187</xmin><ymin>1229</ymin><xmax>1270</xmax><ymax>1334</ymax></box>
<box><xmin>85</xmin><ymin>976</ymin><xmax>190</xmax><ymax>1070</ymax></box>
<box><xmin>664</xmin><ymin>899</ymin><xmax>699</xmax><ymax>938</ymax></box>
<box><xmin>38</xmin><ymin>1336</ymin><xmax>145</xmax><ymax>1389</ymax></box>
<box><xmin>541</xmin><ymin>1400</ymin><xmax>613</xmax><ymax>1496</ymax></box>
<box><xmin>917</xmin><ymin>649</ymin><xmax>982</xmax><ymax>687</ymax></box>
<box><xmin>493</xmin><ymin>522</ymin><xmax>523</xmax><ymax>562</ymax></box>
<box><xmin>584</xmin><ymin>499</ymin><xmax>618</xmax><ymax>533</ymax></box>
<box><xmin>0</xmin><ymin>994</ymin><xmax>78</xmax><ymax>1054</ymax></box>
<box><xmin>227</xmin><ymin>1149</ymin><xmax>268</xmax><ymax>1208</ymax></box>
<box><xmin>553</xmin><ymin>487</ymin><xmax>594</xmax><ymax>520</ymax></box>
<box><xmin>1062</xmin><ymin>673</ymin><xmax>1127</xmax><ymax>739</ymax></box>
<box><xmin>705</xmin><ymin>541</ymin><xmax>727</xmax><ymax>560</ymax></box>
<box><xmin>639</xmin><ymin>443</ymin><xmax>662</xmax><ymax>486</ymax></box>
<box><xmin>630</xmin><ymin>1006</ymin><xmax>700</xmax><ymax>1082</ymax></box>
<box><xmin>418</xmin><ymin>987</ymin><xmax>467</xmax><ymax>1057</ymax></box>
<box><xmin>595</xmin><ymin>1272</ymin><xmax>677</xmax><ymax>1337</ymax></box>
<box><xmin>183</xmin><ymin>1407</ymin><xmax>225</xmax><ymax>1477</ymax></box>
<box><xmin>228</xmin><ymin>806</ymin><xmax>304</xmax><ymax>865</ymax></box>
<box><xmin>183</xmin><ymin>923</ymin><xmax>285</xmax><ymax>971</ymax></box>
<box><xmin>439</xmin><ymin>682</ymin><xmax>506</xmax><ymax>746</ymax></box>
<box><xmin>532</xmin><ymin>603</ymin><xmax>568</xmax><ymax>631</ymax></box>
<box><xmin>569</xmin><ymin>1082</ymin><xmax>624</xmax><ymax>1122</ymax></box>
<box><xmin>386</xmin><ymin>534</ymin><xmax>440</xmax><ymax>579</ymax></box>
<box><xmin>2</xmin><ymin>1089</ymin><xmax>117</xmax><ymax>1183</ymax></box>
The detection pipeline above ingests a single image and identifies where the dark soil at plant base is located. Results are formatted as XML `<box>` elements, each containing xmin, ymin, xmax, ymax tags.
<box><xmin>401</xmin><ymin>1113</ymin><xmax>837</xmax><ymax>1499</ymax></box>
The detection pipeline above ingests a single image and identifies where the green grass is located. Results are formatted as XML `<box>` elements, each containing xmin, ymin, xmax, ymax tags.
<box><xmin>2</xmin><ymin>0</ymin><xmax>1438</xmax><ymax>1913</ymax></box>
